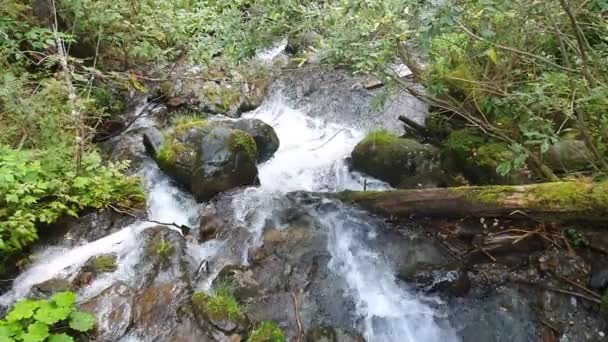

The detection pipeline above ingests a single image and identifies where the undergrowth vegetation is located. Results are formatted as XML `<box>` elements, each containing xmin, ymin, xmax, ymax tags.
<box><xmin>0</xmin><ymin>291</ymin><xmax>95</xmax><ymax>342</ymax></box>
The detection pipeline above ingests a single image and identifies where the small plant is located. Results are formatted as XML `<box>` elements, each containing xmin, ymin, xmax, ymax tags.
<box><xmin>229</xmin><ymin>130</ymin><xmax>258</xmax><ymax>161</ymax></box>
<box><xmin>566</xmin><ymin>228</ymin><xmax>589</xmax><ymax>247</ymax></box>
<box><xmin>192</xmin><ymin>279</ymin><xmax>245</xmax><ymax>322</ymax></box>
<box><xmin>0</xmin><ymin>291</ymin><xmax>95</xmax><ymax>341</ymax></box>
<box><xmin>247</xmin><ymin>321</ymin><xmax>285</xmax><ymax>342</ymax></box>
<box><xmin>153</xmin><ymin>238</ymin><xmax>175</xmax><ymax>259</ymax></box>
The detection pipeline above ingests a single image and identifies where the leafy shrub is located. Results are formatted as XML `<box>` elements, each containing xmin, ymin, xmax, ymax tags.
<box><xmin>0</xmin><ymin>291</ymin><xmax>95</xmax><ymax>342</ymax></box>
<box><xmin>0</xmin><ymin>146</ymin><xmax>143</xmax><ymax>253</ymax></box>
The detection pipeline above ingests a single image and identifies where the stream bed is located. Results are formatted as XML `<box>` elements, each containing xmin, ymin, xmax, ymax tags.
<box><xmin>0</xmin><ymin>71</ymin><xmax>541</xmax><ymax>341</ymax></box>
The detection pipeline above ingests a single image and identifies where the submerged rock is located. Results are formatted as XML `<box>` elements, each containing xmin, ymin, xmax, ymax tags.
<box><xmin>351</xmin><ymin>131</ymin><xmax>444</xmax><ymax>188</ymax></box>
<box><xmin>398</xmin><ymin>262</ymin><xmax>471</xmax><ymax>297</ymax></box>
<box><xmin>74</xmin><ymin>254</ymin><xmax>118</xmax><ymax>287</ymax></box>
<box><xmin>29</xmin><ymin>278</ymin><xmax>73</xmax><ymax>298</ymax></box>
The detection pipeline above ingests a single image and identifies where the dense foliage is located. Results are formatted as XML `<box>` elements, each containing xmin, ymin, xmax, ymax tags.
<box><xmin>0</xmin><ymin>291</ymin><xmax>95</xmax><ymax>342</ymax></box>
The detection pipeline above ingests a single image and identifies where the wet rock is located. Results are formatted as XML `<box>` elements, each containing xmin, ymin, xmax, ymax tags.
<box><xmin>307</xmin><ymin>326</ymin><xmax>366</xmax><ymax>342</ymax></box>
<box><xmin>43</xmin><ymin>208</ymin><xmax>137</xmax><ymax>247</ymax></box>
<box><xmin>132</xmin><ymin>282</ymin><xmax>215</xmax><ymax>341</ymax></box>
<box><xmin>80</xmin><ymin>282</ymin><xmax>135</xmax><ymax>341</ymax></box>
<box><xmin>589</xmin><ymin>268</ymin><xmax>608</xmax><ymax>291</ymax></box>
<box><xmin>223</xmin><ymin>118</ymin><xmax>280</xmax><ymax>162</ymax></box>
<box><xmin>351</xmin><ymin>132</ymin><xmax>445</xmax><ymax>188</ymax></box>
<box><xmin>29</xmin><ymin>278</ymin><xmax>73</xmax><ymax>298</ymax></box>
<box><xmin>212</xmin><ymin>265</ymin><xmax>262</xmax><ymax>302</ymax></box>
<box><xmin>155</xmin><ymin>123</ymin><xmax>259</xmax><ymax>202</ymax></box>
<box><xmin>142</xmin><ymin>126</ymin><xmax>164</xmax><ymax>157</ymax></box>
<box><xmin>398</xmin><ymin>262</ymin><xmax>471</xmax><ymax>297</ymax></box>
<box><xmin>73</xmin><ymin>254</ymin><xmax>118</xmax><ymax>287</ymax></box>
<box><xmin>135</xmin><ymin>226</ymin><xmax>186</xmax><ymax>289</ymax></box>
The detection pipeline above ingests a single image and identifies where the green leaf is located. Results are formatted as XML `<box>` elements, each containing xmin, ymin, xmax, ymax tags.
<box><xmin>5</xmin><ymin>300</ymin><xmax>42</xmax><ymax>321</ymax></box>
<box><xmin>487</xmin><ymin>47</ymin><xmax>497</xmax><ymax>64</ymax></box>
<box><xmin>21</xmin><ymin>322</ymin><xmax>49</xmax><ymax>342</ymax></box>
<box><xmin>47</xmin><ymin>333</ymin><xmax>74</xmax><ymax>342</ymax></box>
<box><xmin>68</xmin><ymin>311</ymin><xmax>95</xmax><ymax>332</ymax></box>
<box><xmin>0</xmin><ymin>321</ymin><xmax>22</xmax><ymax>338</ymax></box>
<box><xmin>34</xmin><ymin>302</ymin><xmax>71</xmax><ymax>325</ymax></box>
<box><xmin>51</xmin><ymin>291</ymin><xmax>75</xmax><ymax>308</ymax></box>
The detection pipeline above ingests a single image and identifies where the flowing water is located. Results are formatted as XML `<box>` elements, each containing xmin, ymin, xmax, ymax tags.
<box><xmin>0</xmin><ymin>90</ymin><xmax>458</xmax><ymax>341</ymax></box>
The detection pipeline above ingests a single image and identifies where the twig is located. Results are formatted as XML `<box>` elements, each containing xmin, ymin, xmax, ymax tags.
<box><xmin>546</xmin><ymin>286</ymin><xmax>601</xmax><ymax>304</ymax></box>
<box><xmin>290</xmin><ymin>290</ymin><xmax>303</xmax><ymax>342</ymax></box>
<box><xmin>309</xmin><ymin>129</ymin><xmax>345</xmax><ymax>151</ymax></box>
<box><xmin>556</xmin><ymin>274</ymin><xmax>601</xmax><ymax>299</ymax></box>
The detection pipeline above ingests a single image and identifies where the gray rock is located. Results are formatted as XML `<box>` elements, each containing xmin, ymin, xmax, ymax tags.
<box><xmin>398</xmin><ymin>262</ymin><xmax>471</xmax><ymax>297</ymax></box>
<box><xmin>212</xmin><ymin>265</ymin><xmax>262</xmax><ymax>302</ymax></box>
<box><xmin>29</xmin><ymin>278</ymin><xmax>73</xmax><ymax>298</ymax></box>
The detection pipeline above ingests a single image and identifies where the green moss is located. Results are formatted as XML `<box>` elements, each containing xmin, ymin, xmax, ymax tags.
<box><xmin>337</xmin><ymin>191</ymin><xmax>385</xmax><ymax>202</ymax></box>
<box><xmin>230</xmin><ymin>129</ymin><xmax>258</xmax><ymax>161</ymax></box>
<box><xmin>247</xmin><ymin>321</ymin><xmax>285</xmax><ymax>342</ymax></box>
<box><xmin>89</xmin><ymin>254</ymin><xmax>118</xmax><ymax>273</ymax></box>
<box><xmin>361</xmin><ymin>130</ymin><xmax>399</xmax><ymax>146</ymax></box>
<box><xmin>454</xmin><ymin>185</ymin><xmax>514</xmax><ymax>205</ymax></box>
<box><xmin>152</xmin><ymin>237</ymin><xmax>175</xmax><ymax>259</ymax></box>
<box><xmin>192</xmin><ymin>284</ymin><xmax>245</xmax><ymax>322</ymax></box>
<box><xmin>530</xmin><ymin>181</ymin><xmax>608</xmax><ymax>209</ymax></box>
<box><xmin>156</xmin><ymin>115</ymin><xmax>207</xmax><ymax>165</ymax></box>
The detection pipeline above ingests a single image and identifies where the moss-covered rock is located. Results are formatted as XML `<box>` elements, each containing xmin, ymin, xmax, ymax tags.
<box><xmin>224</xmin><ymin>118</ymin><xmax>280</xmax><ymax>162</ymax></box>
<box><xmin>153</xmin><ymin>118</ymin><xmax>261</xmax><ymax>201</ymax></box>
<box><xmin>351</xmin><ymin>130</ymin><xmax>445</xmax><ymax>188</ymax></box>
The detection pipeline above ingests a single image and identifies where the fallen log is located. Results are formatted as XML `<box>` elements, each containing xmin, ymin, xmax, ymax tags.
<box><xmin>337</xmin><ymin>181</ymin><xmax>608</xmax><ymax>222</ymax></box>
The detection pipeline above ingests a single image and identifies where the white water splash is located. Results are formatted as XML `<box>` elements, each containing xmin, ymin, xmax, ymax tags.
<box><xmin>0</xmin><ymin>162</ymin><xmax>200</xmax><ymax>305</ymax></box>
<box><xmin>230</xmin><ymin>95</ymin><xmax>455</xmax><ymax>341</ymax></box>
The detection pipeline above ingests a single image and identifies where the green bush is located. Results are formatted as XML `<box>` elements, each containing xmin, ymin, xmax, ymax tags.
<box><xmin>0</xmin><ymin>291</ymin><xmax>95</xmax><ymax>342</ymax></box>
<box><xmin>0</xmin><ymin>146</ymin><xmax>143</xmax><ymax>253</ymax></box>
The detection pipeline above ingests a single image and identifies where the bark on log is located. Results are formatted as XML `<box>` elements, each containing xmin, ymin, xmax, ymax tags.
<box><xmin>337</xmin><ymin>181</ymin><xmax>608</xmax><ymax>222</ymax></box>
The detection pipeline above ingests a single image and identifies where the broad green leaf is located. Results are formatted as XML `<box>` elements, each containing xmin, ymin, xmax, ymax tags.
<box><xmin>21</xmin><ymin>322</ymin><xmax>49</xmax><ymax>342</ymax></box>
<box><xmin>51</xmin><ymin>292</ymin><xmax>76</xmax><ymax>308</ymax></box>
<box><xmin>48</xmin><ymin>333</ymin><xmax>75</xmax><ymax>342</ymax></box>
<box><xmin>5</xmin><ymin>300</ymin><xmax>42</xmax><ymax>321</ymax></box>
<box><xmin>68</xmin><ymin>311</ymin><xmax>95</xmax><ymax>332</ymax></box>
<box><xmin>34</xmin><ymin>302</ymin><xmax>71</xmax><ymax>325</ymax></box>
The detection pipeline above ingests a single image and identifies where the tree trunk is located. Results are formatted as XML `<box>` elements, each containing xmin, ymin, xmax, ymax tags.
<box><xmin>337</xmin><ymin>181</ymin><xmax>608</xmax><ymax>222</ymax></box>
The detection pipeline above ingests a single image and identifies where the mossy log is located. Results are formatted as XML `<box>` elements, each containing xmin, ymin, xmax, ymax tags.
<box><xmin>338</xmin><ymin>181</ymin><xmax>608</xmax><ymax>221</ymax></box>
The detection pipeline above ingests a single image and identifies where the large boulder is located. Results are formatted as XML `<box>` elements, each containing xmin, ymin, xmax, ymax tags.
<box><xmin>155</xmin><ymin>119</ymin><xmax>263</xmax><ymax>201</ymax></box>
<box><xmin>222</xmin><ymin>118</ymin><xmax>280</xmax><ymax>162</ymax></box>
<box><xmin>351</xmin><ymin>131</ymin><xmax>445</xmax><ymax>188</ymax></box>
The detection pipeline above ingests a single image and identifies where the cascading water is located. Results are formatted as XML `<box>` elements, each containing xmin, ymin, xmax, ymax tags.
<box><xmin>1</xmin><ymin>88</ymin><xmax>457</xmax><ymax>341</ymax></box>
<box><xmin>230</xmin><ymin>94</ymin><xmax>458</xmax><ymax>341</ymax></box>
